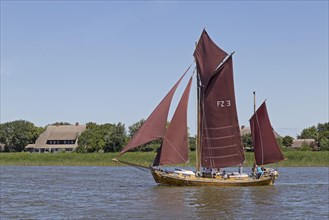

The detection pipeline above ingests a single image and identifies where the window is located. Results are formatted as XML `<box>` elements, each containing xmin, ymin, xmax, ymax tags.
<box><xmin>47</xmin><ymin>140</ymin><xmax>76</xmax><ymax>145</ymax></box>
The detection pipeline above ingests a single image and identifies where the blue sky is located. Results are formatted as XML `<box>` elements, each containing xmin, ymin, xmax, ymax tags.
<box><xmin>1</xmin><ymin>1</ymin><xmax>328</xmax><ymax>138</ymax></box>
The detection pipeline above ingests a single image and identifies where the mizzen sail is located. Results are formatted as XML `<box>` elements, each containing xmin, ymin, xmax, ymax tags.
<box><xmin>249</xmin><ymin>101</ymin><xmax>284</xmax><ymax>165</ymax></box>
<box><xmin>119</xmin><ymin>66</ymin><xmax>191</xmax><ymax>156</ymax></box>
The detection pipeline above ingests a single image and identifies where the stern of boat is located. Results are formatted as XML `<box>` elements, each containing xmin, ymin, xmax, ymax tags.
<box><xmin>267</xmin><ymin>169</ymin><xmax>279</xmax><ymax>185</ymax></box>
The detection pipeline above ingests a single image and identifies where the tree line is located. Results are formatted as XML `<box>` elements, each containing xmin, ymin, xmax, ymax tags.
<box><xmin>0</xmin><ymin>120</ymin><xmax>328</xmax><ymax>152</ymax></box>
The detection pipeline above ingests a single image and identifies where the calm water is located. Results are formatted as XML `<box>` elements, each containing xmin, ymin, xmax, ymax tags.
<box><xmin>0</xmin><ymin>166</ymin><xmax>328</xmax><ymax>220</ymax></box>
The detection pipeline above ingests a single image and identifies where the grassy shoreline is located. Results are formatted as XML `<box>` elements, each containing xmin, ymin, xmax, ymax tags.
<box><xmin>1</xmin><ymin>151</ymin><xmax>328</xmax><ymax>167</ymax></box>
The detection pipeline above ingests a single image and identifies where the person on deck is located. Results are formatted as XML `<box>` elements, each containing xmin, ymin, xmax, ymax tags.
<box><xmin>238</xmin><ymin>164</ymin><xmax>243</xmax><ymax>174</ymax></box>
<box><xmin>256</xmin><ymin>165</ymin><xmax>263</xmax><ymax>179</ymax></box>
<box><xmin>222</xmin><ymin>170</ymin><xmax>228</xmax><ymax>179</ymax></box>
<box><xmin>251</xmin><ymin>163</ymin><xmax>257</xmax><ymax>177</ymax></box>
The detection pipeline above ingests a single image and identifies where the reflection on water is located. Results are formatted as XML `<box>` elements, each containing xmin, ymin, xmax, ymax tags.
<box><xmin>1</xmin><ymin>166</ymin><xmax>328</xmax><ymax>219</ymax></box>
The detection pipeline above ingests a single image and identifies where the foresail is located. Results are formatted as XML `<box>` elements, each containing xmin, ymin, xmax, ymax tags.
<box><xmin>194</xmin><ymin>30</ymin><xmax>245</xmax><ymax>169</ymax></box>
<box><xmin>119</xmin><ymin>66</ymin><xmax>191</xmax><ymax>156</ymax></box>
<box><xmin>155</xmin><ymin>76</ymin><xmax>193</xmax><ymax>165</ymax></box>
<box><xmin>249</xmin><ymin>101</ymin><xmax>284</xmax><ymax>165</ymax></box>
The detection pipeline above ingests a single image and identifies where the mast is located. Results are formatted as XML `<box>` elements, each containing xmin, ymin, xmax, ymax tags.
<box><xmin>253</xmin><ymin>91</ymin><xmax>256</xmax><ymax>114</ymax></box>
<box><xmin>252</xmin><ymin>91</ymin><xmax>256</xmax><ymax>161</ymax></box>
<box><xmin>194</xmin><ymin>40</ymin><xmax>201</xmax><ymax>173</ymax></box>
<box><xmin>196</xmin><ymin>70</ymin><xmax>201</xmax><ymax>172</ymax></box>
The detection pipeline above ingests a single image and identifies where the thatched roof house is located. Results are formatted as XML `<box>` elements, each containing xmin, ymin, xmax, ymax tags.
<box><xmin>291</xmin><ymin>139</ymin><xmax>315</xmax><ymax>148</ymax></box>
<box><xmin>26</xmin><ymin>124</ymin><xmax>86</xmax><ymax>153</ymax></box>
<box><xmin>240</xmin><ymin>126</ymin><xmax>281</xmax><ymax>139</ymax></box>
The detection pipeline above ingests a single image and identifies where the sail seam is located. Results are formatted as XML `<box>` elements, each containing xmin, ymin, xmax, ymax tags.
<box><xmin>204</xmin><ymin>154</ymin><xmax>239</xmax><ymax>159</ymax></box>
<box><xmin>203</xmin><ymin>125</ymin><xmax>233</xmax><ymax>130</ymax></box>
<box><xmin>204</xmin><ymin>135</ymin><xmax>235</xmax><ymax>140</ymax></box>
<box><xmin>203</xmin><ymin>144</ymin><xmax>236</xmax><ymax>149</ymax></box>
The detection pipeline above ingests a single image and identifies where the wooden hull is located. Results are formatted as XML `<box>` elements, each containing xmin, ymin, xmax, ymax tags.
<box><xmin>150</xmin><ymin>168</ymin><xmax>278</xmax><ymax>187</ymax></box>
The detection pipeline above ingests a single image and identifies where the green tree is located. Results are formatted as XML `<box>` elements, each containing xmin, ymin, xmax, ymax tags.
<box><xmin>317</xmin><ymin>123</ymin><xmax>329</xmax><ymax>147</ymax></box>
<box><xmin>51</xmin><ymin>122</ymin><xmax>71</xmax><ymax>126</ymax></box>
<box><xmin>242</xmin><ymin>133</ymin><xmax>253</xmax><ymax>151</ymax></box>
<box><xmin>298</xmin><ymin>123</ymin><xmax>329</xmax><ymax>151</ymax></box>
<box><xmin>128</xmin><ymin>119</ymin><xmax>145</xmax><ymax>138</ymax></box>
<box><xmin>189</xmin><ymin>136</ymin><xmax>196</xmax><ymax>151</ymax></box>
<box><xmin>276</xmin><ymin>136</ymin><xmax>283</xmax><ymax>148</ymax></box>
<box><xmin>77</xmin><ymin>128</ymin><xmax>104</xmax><ymax>152</ymax></box>
<box><xmin>282</xmin><ymin>136</ymin><xmax>294</xmax><ymax>147</ymax></box>
<box><xmin>317</xmin><ymin>123</ymin><xmax>329</xmax><ymax>134</ymax></box>
<box><xmin>0</xmin><ymin>120</ymin><xmax>44</xmax><ymax>152</ymax></box>
<box><xmin>77</xmin><ymin>122</ymin><xmax>127</xmax><ymax>153</ymax></box>
<box><xmin>86</xmin><ymin>122</ymin><xmax>98</xmax><ymax>130</ymax></box>
<box><xmin>104</xmin><ymin>123</ymin><xmax>126</xmax><ymax>152</ymax></box>
<box><xmin>319</xmin><ymin>138</ymin><xmax>329</xmax><ymax>151</ymax></box>
<box><xmin>298</xmin><ymin>126</ymin><xmax>318</xmax><ymax>140</ymax></box>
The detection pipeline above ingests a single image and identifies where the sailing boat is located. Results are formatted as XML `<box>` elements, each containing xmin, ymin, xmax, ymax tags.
<box><xmin>114</xmin><ymin>30</ymin><xmax>284</xmax><ymax>186</ymax></box>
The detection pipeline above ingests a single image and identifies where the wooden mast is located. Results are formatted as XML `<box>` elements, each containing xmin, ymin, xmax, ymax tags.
<box><xmin>253</xmin><ymin>91</ymin><xmax>256</xmax><ymax>114</ymax></box>
<box><xmin>194</xmin><ymin>40</ymin><xmax>201</xmax><ymax>173</ymax></box>
<box><xmin>196</xmin><ymin>71</ymin><xmax>201</xmax><ymax>172</ymax></box>
<box><xmin>252</xmin><ymin>91</ymin><xmax>256</xmax><ymax>162</ymax></box>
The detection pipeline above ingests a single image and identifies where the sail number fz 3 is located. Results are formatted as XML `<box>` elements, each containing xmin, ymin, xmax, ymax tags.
<box><xmin>217</xmin><ymin>100</ymin><xmax>231</xmax><ymax>108</ymax></box>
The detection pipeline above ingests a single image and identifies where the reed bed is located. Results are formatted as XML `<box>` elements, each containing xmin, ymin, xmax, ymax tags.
<box><xmin>1</xmin><ymin>151</ymin><xmax>328</xmax><ymax>167</ymax></box>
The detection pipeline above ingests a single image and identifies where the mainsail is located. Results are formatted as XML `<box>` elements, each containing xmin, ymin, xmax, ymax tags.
<box><xmin>249</xmin><ymin>101</ymin><xmax>284</xmax><ymax>165</ymax></box>
<box><xmin>194</xmin><ymin>30</ymin><xmax>245</xmax><ymax>169</ymax></box>
<box><xmin>119</xmin><ymin>66</ymin><xmax>191</xmax><ymax>156</ymax></box>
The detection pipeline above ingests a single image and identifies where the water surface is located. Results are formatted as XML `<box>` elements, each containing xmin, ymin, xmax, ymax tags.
<box><xmin>1</xmin><ymin>166</ymin><xmax>328</xmax><ymax>219</ymax></box>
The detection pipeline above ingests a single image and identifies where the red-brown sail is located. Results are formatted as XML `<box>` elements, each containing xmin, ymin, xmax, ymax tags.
<box><xmin>156</xmin><ymin>76</ymin><xmax>193</xmax><ymax>165</ymax></box>
<box><xmin>201</xmin><ymin>57</ymin><xmax>245</xmax><ymax>168</ymax></box>
<box><xmin>194</xmin><ymin>30</ymin><xmax>245</xmax><ymax>169</ymax></box>
<box><xmin>193</xmin><ymin>29</ymin><xmax>228</xmax><ymax>89</ymax></box>
<box><xmin>119</xmin><ymin>66</ymin><xmax>191</xmax><ymax>156</ymax></box>
<box><xmin>249</xmin><ymin>101</ymin><xmax>284</xmax><ymax>165</ymax></box>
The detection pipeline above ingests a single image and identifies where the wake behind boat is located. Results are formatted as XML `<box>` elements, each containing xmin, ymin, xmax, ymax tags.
<box><xmin>114</xmin><ymin>30</ymin><xmax>284</xmax><ymax>186</ymax></box>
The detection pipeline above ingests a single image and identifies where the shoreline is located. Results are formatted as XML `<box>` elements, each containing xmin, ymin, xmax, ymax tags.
<box><xmin>1</xmin><ymin>152</ymin><xmax>328</xmax><ymax>167</ymax></box>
